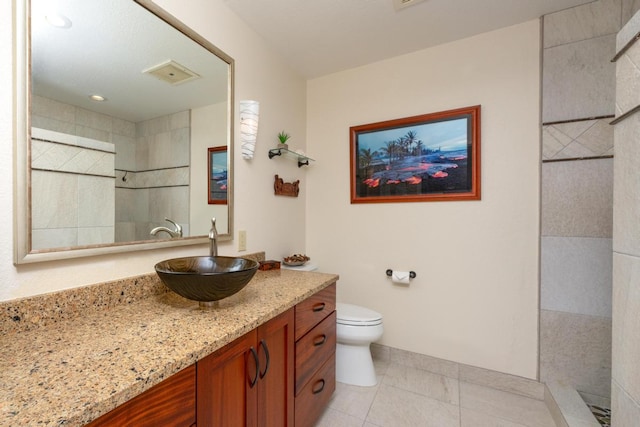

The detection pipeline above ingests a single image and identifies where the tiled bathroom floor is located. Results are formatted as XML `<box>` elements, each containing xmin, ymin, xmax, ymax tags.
<box><xmin>315</xmin><ymin>349</ymin><xmax>557</xmax><ymax>427</ymax></box>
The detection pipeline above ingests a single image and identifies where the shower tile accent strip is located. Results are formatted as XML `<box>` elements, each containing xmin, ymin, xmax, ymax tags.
<box><xmin>0</xmin><ymin>251</ymin><xmax>337</xmax><ymax>426</ymax></box>
<box><xmin>542</xmin><ymin>117</ymin><xmax>614</xmax><ymax>160</ymax></box>
<box><xmin>0</xmin><ymin>251</ymin><xmax>265</xmax><ymax>336</ymax></box>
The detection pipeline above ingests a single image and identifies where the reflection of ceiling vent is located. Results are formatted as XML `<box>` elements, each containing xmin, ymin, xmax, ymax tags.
<box><xmin>393</xmin><ymin>0</ymin><xmax>427</xmax><ymax>11</ymax></box>
<box><xmin>142</xmin><ymin>60</ymin><xmax>200</xmax><ymax>85</ymax></box>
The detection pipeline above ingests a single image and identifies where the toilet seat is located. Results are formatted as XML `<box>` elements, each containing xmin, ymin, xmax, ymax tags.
<box><xmin>336</xmin><ymin>303</ymin><xmax>383</xmax><ymax>327</ymax></box>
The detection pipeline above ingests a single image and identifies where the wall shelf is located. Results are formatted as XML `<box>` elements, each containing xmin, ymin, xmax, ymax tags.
<box><xmin>268</xmin><ymin>147</ymin><xmax>315</xmax><ymax>167</ymax></box>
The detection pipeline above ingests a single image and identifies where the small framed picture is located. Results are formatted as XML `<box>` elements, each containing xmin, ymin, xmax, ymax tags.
<box><xmin>208</xmin><ymin>146</ymin><xmax>228</xmax><ymax>204</ymax></box>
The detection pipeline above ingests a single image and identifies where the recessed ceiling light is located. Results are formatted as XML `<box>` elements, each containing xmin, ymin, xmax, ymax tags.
<box><xmin>89</xmin><ymin>94</ymin><xmax>106</xmax><ymax>102</ymax></box>
<box><xmin>45</xmin><ymin>12</ymin><xmax>72</xmax><ymax>29</ymax></box>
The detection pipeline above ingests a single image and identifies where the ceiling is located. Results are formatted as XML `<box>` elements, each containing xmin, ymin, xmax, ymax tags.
<box><xmin>31</xmin><ymin>0</ymin><xmax>229</xmax><ymax>122</ymax></box>
<box><xmin>28</xmin><ymin>0</ymin><xmax>596</xmax><ymax>122</ymax></box>
<box><xmin>223</xmin><ymin>0</ymin><xmax>596</xmax><ymax>78</ymax></box>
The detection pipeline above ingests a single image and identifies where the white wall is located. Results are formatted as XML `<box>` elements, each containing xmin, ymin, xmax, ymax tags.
<box><xmin>0</xmin><ymin>0</ymin><xmax>307</xmax><ymax>301</ymax></box>
<box><xmin>191</xmin><ymin>102</ymin><xmax>229</xmax><ymax>236</ymax></box>
<box><xmin>306</xmin><ymin>21</ymin><xmax>541</xmax><ymax>378</ymax></box>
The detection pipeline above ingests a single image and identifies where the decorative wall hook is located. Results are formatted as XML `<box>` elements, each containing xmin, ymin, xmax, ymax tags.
<box><xmin>274</xmin><ymin>174</ymin><xmax>300</xmax><ymax>197</ymax></box>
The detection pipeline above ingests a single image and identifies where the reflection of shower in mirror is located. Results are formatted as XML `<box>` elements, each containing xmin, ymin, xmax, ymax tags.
<box><xmin>16</xmin><ymin>0</ymin><xmax>236</xmax><ymax>263</ymax></box>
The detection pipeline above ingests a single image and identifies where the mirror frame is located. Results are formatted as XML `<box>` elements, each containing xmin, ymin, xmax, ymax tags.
<box><xmin>13</xmin><ymin>0</ymin><xmax>234</xmax><ymax>264</ymax></box>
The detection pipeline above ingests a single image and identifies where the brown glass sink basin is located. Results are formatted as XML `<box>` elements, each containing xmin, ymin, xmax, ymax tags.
<box><xmin>154</xmin><ymin>256</ymin><xmax>259</xmax><ymax>303</ymax></box>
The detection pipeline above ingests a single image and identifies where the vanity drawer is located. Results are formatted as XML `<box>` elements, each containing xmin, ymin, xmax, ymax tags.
<box><xmin>295</xmin><ymin>311</ymin><xmax>336</xmax><ymax>395</ymax></box>
<box><xmin>294</xmin><ymin>353</ymin><xmax>336</xmax><ymax>427</ymax></box>
<box><xmin>295</xmin><ymin>283</ymin><xmax>336</xmax><ymax>340</ymax></box>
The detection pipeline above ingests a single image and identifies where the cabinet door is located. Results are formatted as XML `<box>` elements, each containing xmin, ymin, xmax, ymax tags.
<box><xmin>257</xmin><ymin>309</ymin><xmax>295</xmax><ymax>427</ymax></box>
<box><xmin>197</xmin><ymin>329</ymin><xmax>259</xmax><ymax>427</ymax></box>
<box><xmin>88</xmin><ymin>364</ymin><xmax>195</xmax><ymax>427</ymax></box>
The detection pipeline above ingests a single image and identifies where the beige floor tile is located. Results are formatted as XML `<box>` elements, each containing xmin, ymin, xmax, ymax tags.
<box><xmin>460</xmin><ymin>382</ymin><xmax>555</xmax><ymax>427</ymax></box>
<box><xmin>366</xmin><ymin>383</ymin><xmax>459</xmax><ymax>427</ymax></box>
<box><xmin>383</xmin><ymin>363</ymin><xmax>459</xmax><ymax>404</ymax></box>
<box><xmin>328</xmin><ymin>381</ymin><xmax>379</xmax><ymax>420</ymax></box>
<box><xmin>373</xmin><ymin>356</ymin><xmax>390</xmax><ymax>378</ymax></box>
<box><xmin>461</xmin><ymin>407</ymin><xmax>528</xmax><ymax>427</ymax></box>
<box><xmin>314</xmin><ymin>407</ymin><xmax>366</xmax><ymax>427</ymax></box>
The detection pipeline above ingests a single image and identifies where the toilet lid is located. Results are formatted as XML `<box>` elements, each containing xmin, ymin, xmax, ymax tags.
<box><xmin>336</xmin><ymin>303</ymin><xmax>383</xmax><ymax>326</ymax></box>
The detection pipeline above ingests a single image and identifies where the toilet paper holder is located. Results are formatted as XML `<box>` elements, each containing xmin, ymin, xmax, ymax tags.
<box><xmin>386</xmin><ymin>269</ymin><xmax>416</xmax><ymax>279</ymax></box>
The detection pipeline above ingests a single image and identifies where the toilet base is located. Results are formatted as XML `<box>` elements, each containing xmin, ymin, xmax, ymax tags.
<box><xmin>336</xmin><ymin>342</ymin><xmax>377</xmax><ymax>386</ymax></box>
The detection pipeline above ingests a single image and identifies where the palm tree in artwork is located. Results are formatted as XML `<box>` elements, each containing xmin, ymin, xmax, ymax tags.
<box><xmin>413</xmin><ymin>139</ymin><xmax>424</xmax><ymax>156</ymax></box>
<box><xmin>382</xmin><ymin>141</ymin><xmax>397</xmax><ymax>166</ymax></box>
<box><xmin>396</xmin><ymin>136</ymin><xmax>407</xmax><ymax>160</ymax></box>
<box><xmin>359</xmin><ymin>148</ymin><xmax>375</xmax><ymax>178</ymax></box>
<box><xmin>404</xmin><ymin>130</ymin><xmax>419</xmax><ymax>156</ymax></box>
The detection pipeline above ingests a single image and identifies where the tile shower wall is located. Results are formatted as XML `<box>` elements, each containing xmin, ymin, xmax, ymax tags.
<box><xmin>32</xmin><ymin>96</ymin><xmax>190</xmax><ymax>242</ymax></box>
<box><xmin>30</xmin><ymin>128</ymin><xmax>115</xmax><ymax>249</ymax></box>
<box><xmin>538</xmin><ymin>0</ymin><xmax>638</xmax><ymax>407</ymax></box>
<box><xmin>612</xmin><ymin>10</ymin><xmax>640</xmax><ymax>425</ymax></box>
<box><xmin>30</xmin><ymin>97</ymin><xmax>128</xmax><ymax>249</ymax></box>
<box><xmin>115</xmin><ymin>111</ymin><xmax>190</xmax><ymax>241</ymax></box>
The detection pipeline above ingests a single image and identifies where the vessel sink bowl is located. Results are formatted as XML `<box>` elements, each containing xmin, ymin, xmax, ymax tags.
<box><xmin>155</xmin><ymin>256</ymin><xmax>259</xmax><ymax>303</ymax></box>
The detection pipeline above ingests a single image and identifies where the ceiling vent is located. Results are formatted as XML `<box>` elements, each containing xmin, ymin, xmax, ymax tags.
<box><xmin>393</xmin><ymin>0</ymin><xmax>427</xmax><ymax>11</ymax></box>
<box><xmin>142</xmin><ymin>60</ymin><xmax>200</xmax><ymax>85</ymax></box>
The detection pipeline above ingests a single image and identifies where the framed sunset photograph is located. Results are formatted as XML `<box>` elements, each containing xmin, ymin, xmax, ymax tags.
<box><xmin>208</xmin><ymin>146</ymin><xmax>228</xmax><ymax>204</ymax></box>
<box><xmin>350</xmin><ymin>105</ymin><xmax>481</xmax><ymax>203</ymax></box>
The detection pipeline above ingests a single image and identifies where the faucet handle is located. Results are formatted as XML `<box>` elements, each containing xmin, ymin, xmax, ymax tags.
<box><xmin>164</xmin><ymin>217</ymin><xmax>183</xmax><ymax>237</ymax></box>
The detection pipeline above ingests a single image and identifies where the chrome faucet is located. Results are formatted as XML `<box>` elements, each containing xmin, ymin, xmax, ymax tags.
<box><xmin>150</xmin><ymin>218</ymin><xmax>183</xmax><ymax>238</ymax></box>
<box><xmin>209</xmin><ymin>218</ymin><xmax>218</xmax><ymax>257</ymax></box>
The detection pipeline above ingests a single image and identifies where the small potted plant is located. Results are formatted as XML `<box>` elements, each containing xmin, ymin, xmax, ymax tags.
<box><xmin>277</xmin><ymin>130</ymin><xmax>290</xmax><ymax>150</ymax></box>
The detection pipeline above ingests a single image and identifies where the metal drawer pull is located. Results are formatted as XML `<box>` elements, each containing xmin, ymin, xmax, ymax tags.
<box><xmin>259</xmin><ymin>339</ymin><xmax>270</xmax><ymax>379</ymax></box>
<box><xmin>312</xmin><ymin>302</ymin><xmax>326</xmax><ymax>312</ymax></box>
<box><xmin>312</xmin><ymin>379</ymin><xmax>326</xmax><ymax>394</ymax></box>
<box><xmin>248</xmin><ymin>346</ymin><xmax>259</xmax><ymax>388</ymax></box>
<box><xmin>313</xmin><ymin>334</ymin><xmax>327</xmax><ymax>346</ymax></box>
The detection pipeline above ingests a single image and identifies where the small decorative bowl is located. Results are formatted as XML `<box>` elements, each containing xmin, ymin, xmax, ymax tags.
<box><xmin>283</xmin><ymin>254</ymin><xmax>310</xmax><ymax>267</ymax></box>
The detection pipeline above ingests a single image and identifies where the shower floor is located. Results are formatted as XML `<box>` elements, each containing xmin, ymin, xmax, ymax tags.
<box><xmin>588</xmin><ymin>404</ymin><xmax>611</xmax><ymax>427</ymax></box>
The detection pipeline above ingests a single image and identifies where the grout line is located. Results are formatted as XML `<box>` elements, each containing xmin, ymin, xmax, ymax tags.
<box><xmin>458</xmin><ymin>376</ymin><xmax>463</xmax><ymax>426</ymax></box>
<box><xmin>542</xmin><ymin>115</ymin><xmax>614</xmax><ymax>126</ymax></box>
<box><xmin>362</xmin><ymin>370</ymin><xmax>384</xmax><ymax>425</ymax></box>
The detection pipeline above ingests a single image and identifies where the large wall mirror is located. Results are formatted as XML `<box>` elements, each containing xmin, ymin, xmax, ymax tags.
<box><xmin>14</xmin><ymin>0</ymin><xmax>234</xmax><ymax>264</ymax></box>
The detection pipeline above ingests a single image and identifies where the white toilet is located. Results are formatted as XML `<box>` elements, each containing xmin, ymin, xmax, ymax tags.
<box><xmin>336</xmin><ymin>303</ymin><xmax>384</xmax><ymax>387</ymax></box>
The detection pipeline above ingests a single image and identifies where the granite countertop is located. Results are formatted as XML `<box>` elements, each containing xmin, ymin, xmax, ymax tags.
<box><xmin>0</xmin><ymin>268</ymin><xmax>338</xmax><ymax>426</ymax></box>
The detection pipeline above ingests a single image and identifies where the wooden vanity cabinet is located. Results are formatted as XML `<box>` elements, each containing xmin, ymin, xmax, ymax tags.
<box><xmin>87</xmin><ymin>364</ymin><xmax>196</xmax><ymax>427</ymax></box>
<box><xmin>196</xmin><ymin>308</ymin><xmax>295</xmax><ymax>427</ymax></box>
<box><xmin>294</xmin><ymin>283</ymin><xmax>336</xmax><ymax>427</ymax></box>
<box><xmin>87</xmin><ymin>283</ymin><xmax>337</xmax><ymax>427</ymax></box>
